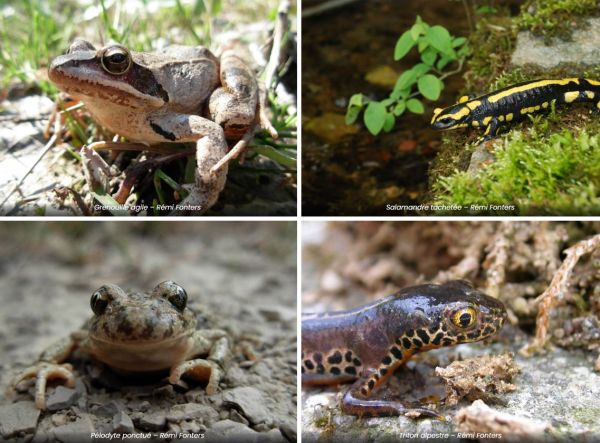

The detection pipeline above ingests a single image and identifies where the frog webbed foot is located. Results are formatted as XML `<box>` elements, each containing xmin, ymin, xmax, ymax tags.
<box><xmin>6</xmin><ymin>362</ymin><xmax>75</xmax><ymax>409</ymax></box>
<box><xmin>169</xmin><ymin>359</ymin><xmax>222</xmax><ymax>395</ymax></box>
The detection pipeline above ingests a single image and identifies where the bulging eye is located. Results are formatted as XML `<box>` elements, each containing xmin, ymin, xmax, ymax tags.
<box><xmin>451</xmin><ymin>306</ymin><xmax>477</xmax><ymax>329</ymax></box>
<box><xmin>440</xmin><ymin>117</ymin><xmax>452</xmax><ymax>124</ymax></box>
<box><xmin>163</xmin><ymin>282</ymin><xmax>188</xmax><ymax>311</ymax></box>
<box><xmin>91</xmin><ymin>287</ymin><xmax>109</xmax><ymax>316</ymax></box>
<box><xmin>101</xmin><ymin>46</ymin><xmax>132</xmax><ymax>75</ymax></box>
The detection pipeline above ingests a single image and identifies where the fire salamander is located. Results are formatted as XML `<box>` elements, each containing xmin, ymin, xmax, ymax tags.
<box><xmin>301</xmin><ymin>280</ymin><xmax>507</xmax><ymax>420</ymax></box>
<box><xmin>430</xmin><ymin>78</ymin><xmax>600</xmax><ymax>143</ymax></box>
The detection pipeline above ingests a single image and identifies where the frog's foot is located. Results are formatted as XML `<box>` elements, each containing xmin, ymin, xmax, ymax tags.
<box><xmin>209</xmin><ymin>129</ymin><xmax>255</xmax><ymax>175</ymax></box>
<box><xmin>169</xmin><ymin>359</ymin><xmax>221</xmax><ymax>395</ymax></box>
<box><xmin>238</xmin><ymin>337</ymin><xmax>260</xmax><ymax>362</ymax></box>
<box><xmin>5</xmin><ymin>363</ymin><xmax>75</xmax><ymax>409</ymax></box>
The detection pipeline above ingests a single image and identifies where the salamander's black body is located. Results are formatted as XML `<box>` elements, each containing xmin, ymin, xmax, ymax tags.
<box><xmin>431</xmin><ymin>78</ymin><xmax>600</xmax><ymax>143</ymax></box>
<box><xmin>301</xmin><ymin>280</ymin><xmax>507</xmax><ymax>419</ymax></box>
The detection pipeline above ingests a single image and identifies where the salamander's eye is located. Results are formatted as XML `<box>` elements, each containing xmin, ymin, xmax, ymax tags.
<box><xmin>101</xmin><ymin>45</ymin><xmax>132</xmax><ymax>75</ymax></box>
<box><xmin>439</xmin><ymin>117</ymin><xmax>453</xmax><ymax>124</ymax></box>
<box><xmin>91</xmin><ymin>287</ymin><xmax>109</xmax><ymax>316</ymax></box>
<box><xmin>451</xmin><ymin>307</ymin><xmax>477</xmax><ymax>329</ymax></box>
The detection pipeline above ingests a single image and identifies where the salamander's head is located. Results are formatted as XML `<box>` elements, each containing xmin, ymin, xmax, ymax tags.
<box><xmin>430</xmin><ymin>104</ymin><xmax>472</xmax><ymax>131</ymax></box>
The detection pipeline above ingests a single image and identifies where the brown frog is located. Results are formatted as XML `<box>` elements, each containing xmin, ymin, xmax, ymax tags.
<box><xmin>48</xmin><ymin>40</ymin><xmax>277</xmax><ymax>213</ymax></box>
<box><xmin>5</xmin><ymin>281</ymin><xmax>230</xmax><ymax>409</ymax></box>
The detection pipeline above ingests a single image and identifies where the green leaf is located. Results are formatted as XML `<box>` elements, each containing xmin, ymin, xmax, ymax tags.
<box><xmin>418</xmin><ymin>74</ymin><xmax>441</xmax><ymax>100</ymax></box>
<box><xmin>418</xmin><ymin>39</ymin><xmax>429</xmax><ymax>52</ymax></box>
<box><xmin>393</xmin><ymin>101</ymin><xmax>406</xmax><ymax>116</ymax></box>
<box><xmin>394</xmin><ymin>31</ymin><xmax>415</xmax><ymax>61</ymax></box>
<box><xmin>421</xmin><ymin>48</ymin><xmax>437</xmax><ymax>66</ymax></box>
<box><xmin>364</xmin><ymin>101</ymin><xmax>387</xmax><ymax>135</ymax></box>
<box><xmin>412</xmin><ymin>63</ymin><xmax>431</xmax><ymax>76</ymax></box>
<box><xmin>407</xmin><ymin>98</ymin><xmax>425</xmax><ymax>114</ymax></box>
<box><xmin>437</xmin><ymin>56</ymin><xmax>451</xmax><ymax>70</ymax></box>
<box><xmin>380</xmin><ymin>98</ymin><xmax>396</xmax><ymax>107</ymax></box>
<box><xmin>426</xmin><ymin>25</ymin><xmax>452</xmax><ymax>55</ymax></box>
<box><xmin>346</xmin><ymin>106</ymin><xmax>360</xmax><ymax>125</ymax></box>
<box><xmin>393</xmin><ymin>70</ymin><xmax>417</xmax><ymax>92</ymax></box>
<box><xmin>383</xmin><ymin>113</ymin><xmax>395</xmax><ymax>132</ymax></box>
<box><xmin>411</xmin><ymin>24</ymin><xmax>424</xmax><ymax>41</ymax></box>
<box><xmin>349</xmin><ymin>93</ymin><xmax>364</xmax><ymax>108</ymax></box>
<box><xmin>452</xmin><ymin>36</ymin><xmax>467</xmax><ymax>47</ymax></box>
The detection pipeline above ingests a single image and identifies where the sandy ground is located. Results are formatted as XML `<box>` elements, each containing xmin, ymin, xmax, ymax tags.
<box><xmin>0</xmin><ymin>221</ymin><xmax>297</xmax><ymax>442</ymax></box>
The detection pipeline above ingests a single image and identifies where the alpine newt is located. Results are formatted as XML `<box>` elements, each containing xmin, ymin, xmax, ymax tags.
<box><xmin>430</xmin><ymin>78</ymin><xmax>600</xmax><ymax>143</ymax></box>
<box><xmin>301</xmin><ymin>280</ymin><xmax>507</xmax><ymax>419</ymax></box>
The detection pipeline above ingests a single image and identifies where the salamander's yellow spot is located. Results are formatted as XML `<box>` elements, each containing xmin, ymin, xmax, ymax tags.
<box><xmin>482</xmin><ymin>116</ymin><xmax>492</xmax><ymax>125</ymax></box>
<box><xmin>542</xmin><ymin>102</ymin><xmax>549</xmax><ymax>108</ymax></box>
<box><xmin>444</xmin><ymin>107</ymin><xmax>471</xmax><ymax>121</ymax></box>
<box><xmin>472</xmin><ymin>121</ymin><xmax>479</xmax><ymax>127</ymax></box>
<box><xmin>498</xmin><ymin>116</ymin><xmax>504</xmax><ymax>122</ymax></box>
<box><xmin>506</xmin><ymin>113</ymin><xmax>513</xmax><ymax>121</ymax></box>
<box><xmin>433</xmin><ymin>108</ymin><xmax>443</xmax><ymax>116</ymax></box>
<box><xmin>564</xmin><ymin>91</ymin><xmax>579</xmax><ymax>103</ymax></box>
<box><xmin>588</xmin><ymin>79</ymin><xmax>600</xmax><ymax>86</ymax></box>
<box><xmin>466</xmin><ymin>100</ymin><xmax>481</xmax><ymax>110</ymax></box>
<box><xmin>520</xmin><ymin>108</ymin><xmax>528</xmax><ymax>114</ymax></box>
<box><xmin>487</xmin><ymin>78</ymin><xmax>578</xmax><ymax>103</ymax></box>
<box><xmin>535</xmin><ymin>105</ymin><xmax>540</xmax><ymax>111</ymax></box>
<box><xmin>587</xmin><ymin>91</ymin><xmax>595</xmax><ymax>99</ymax></box>
<box><xmin>459</xmin><ymin>95</ymin><xmax>470</xmax><ymax>103</ymax></box>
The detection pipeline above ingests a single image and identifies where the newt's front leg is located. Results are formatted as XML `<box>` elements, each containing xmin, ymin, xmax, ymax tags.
<box><xmin>341</xmin><ymin>368</ymin><xmax>444</xmax><ymax>420</ymax></box>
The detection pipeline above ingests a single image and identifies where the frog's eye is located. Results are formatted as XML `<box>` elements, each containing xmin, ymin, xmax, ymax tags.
<box><xmin>450</xmin><ymin>306</ymin><xmax>477</xmax><ymax>329</ymax></box>
<box><xmin>101</xmin><ymin>46</ymin><xmax>132</xmax><ymax>75</ymax></box>
<box><xmin>91</xmin><ymin>287</ymin><xmax>109</xmax><ymax>316</ymax></box>
<box><xmin>166</xmin><ymin>282</ymin><xmax>188</xmax><ymax>312</ymax></box>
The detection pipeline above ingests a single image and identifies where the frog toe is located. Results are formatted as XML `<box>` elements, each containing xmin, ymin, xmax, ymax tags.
<box><xmin>7</xmin><ymin>363</ymin><xmax>75</xmax><ymax>409</ymax></box>
<box><xmin>170</xmin><ymin>359</ymin><xmax>221</xmax><ymax>395</ymax></box>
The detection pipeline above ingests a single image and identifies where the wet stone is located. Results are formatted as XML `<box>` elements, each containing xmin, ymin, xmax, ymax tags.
<box><xmin>112</xmin><ymin>411</ymin><xmax>134</xmax><ymax>434</ymax></box>
<box><xmin>222</xmin><ymin>387</ymin><xmax>270</xmax><ymax>424</ymax></box>
<box><xmin>0</xmin><ymin>401</ymin><xmax>40</xmax><ymax>438</ymax></box>
<box><xmin>204</xmin><ymin>419</ymin><xmax>261</xmax><ymax>442</ymax></box>
<box><xmin>46</xmin><ymin>386</ymin><xmax>81</xmax><ymax>412</ymax></box>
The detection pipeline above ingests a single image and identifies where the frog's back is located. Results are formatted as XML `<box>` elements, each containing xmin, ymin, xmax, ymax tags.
<box><xmin>301</xmin><ymin>280</ymin><xmax>506</xmax><ymax>384</ymax></box>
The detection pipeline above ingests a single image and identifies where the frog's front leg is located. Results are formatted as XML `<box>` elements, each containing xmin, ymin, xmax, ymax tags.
<box><xmin>208</xmin><ymin>51</ymin><xmax>278</xmax><ymax>175</ymax></box>
<box><xmin>149</xmin><ymin>114</ymin><xmax>229</xmax><ymax>212</ymax></box>
<box><xmin>341</xmin><ymin>368</ymin><xmax>444</xmax><ymax>420</ymax></box>
<box><xmin>5</xmin><ymin>336</ymin><xmax>79</xmax><ymax>409</ymax></box>
<box><xmin>169</xmin><ymin>329</ymin><xmax>229</xmax><ymax>395</ymax></box>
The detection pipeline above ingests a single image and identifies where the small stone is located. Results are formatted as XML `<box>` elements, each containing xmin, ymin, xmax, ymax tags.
<box><xmin>180</xmin><ymin>420</ymin><xmax>201</xmax><ymax>434</ymax></box>
<box><xmin>138</xmin><ymin>413</ymin><xmax>167</xmax><ymax>431</ymax></box>
<box><xmin>278</xmin><ymin>416</ymin><xmax>297</xmax><ymax>442</ymax></box>
<box><xmin>46</xmin><ymin>386</ymin><xmax>81</xmax><ymax>412</ymax></box>
<box><xmin>53</xmin><ymin>413</ymin><xmax>95</xmax><ymax>443</ymax></box>
<box><xmin>226</xmin><ymin>367</ymin><xmax>248</xmax><ymax>387</ymax></box>
<box><xmin>166</xmin><ymin>403</ymin><xmax>219</xmax><ymax>425</ymax></box>
<box><xmin>51</xmin><ymin>414</ymin><xmax>67</xmax><ymax>427</ymax></box>
<box><xmin>220</xmin><ymin>411</ymin><xmax>229</xmax><ymax>420</ymax></box>
<box><xmin>91</xmin><ymin>400</ymin><xmax>121</xmax><ymax>418</ymax></box>
<box><xmin>205</xmin><ymin>419</ymin><xmax>261</xmax><ymax>442</ymax></box>
<box><xmin>153</xmin><ymin>384</ymin><xmax>174</xmax><ymax>398</ymax></box>
<box><xmin>320</xmin><ymin>269</ymin><xmax>345</xmax><ymax>293</ymax></box>
<box><xmin>254</xmin><ymin>423</ymin><xmax>269</xmax><ymax>432</ymax></box>
<box><xmin>230</xmin><ymin>409</ymin><xmax>249</xmax><ymax>426</ymax></box>
<box><xmin>112</xmin><ymin>411</ymin><xmax>134</xmax><ymax>434</ymax></box>
<box><xmin>264</xmin><ymin>428</ymin><xmax>287</xmax><ymax>443</ymax></box>
<box><xmin>222</xmin><ymin>387</ymin><xmax>270</xmax><ymax>424</ymax></box>
<box><xmin>0</xmin><ymin>401</ymin><xmax>40</xmax><ymax>438</ymax></box>
<box><xmin>31</xmin><ymin>429</ymin><xmax>50</xmax><ymax>443</ymax></box>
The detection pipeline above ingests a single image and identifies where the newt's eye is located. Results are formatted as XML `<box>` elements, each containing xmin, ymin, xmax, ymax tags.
<box><xmin>91</xmin><ymin>287</ymin><xmax>109</xmax><ymax>315</ymax></box>
<box><xmin>101</xmin><ymin>46</ymin><xmax>132</xmax><ymax>75</ymax></box>
<box><xmin>451</xmin><ymin>307</ymin><xmax>477</xmax><ymax>329</ymax></box>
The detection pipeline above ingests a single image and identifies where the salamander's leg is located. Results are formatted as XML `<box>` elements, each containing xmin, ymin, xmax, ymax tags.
<box><xmin>340</xmin><ymin>368</ymin><xmax>444</xmax><ymax>420</ymax></box>
<box><xmin>475</xmin><ymin>116</ymin><xmax>501</xmax><ymax>144</ymax></box>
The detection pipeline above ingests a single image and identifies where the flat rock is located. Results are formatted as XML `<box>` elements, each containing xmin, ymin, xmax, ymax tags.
<box><xmin>0</xmin><ymin>401</ymin><xmax>40</xmax><ymax>438</ymax></box>
<box><xmin>46</xmin><ymin>386</ymin><xmax>81</xmax><ymax>412</ymax></box>
<box><xmin>166</xmin><ymin>403</ymin><xmax>219</xmax><ymax>425</ymax></box>
<box><xmin>222</xmin><ymin>387</ymin><xmax>270</xmax><ymax>424</ymax></box>
<box><xmin>204</xmin><ymin>419</ymin><xmax>262</xmax><ymax>443</ymax></box>
<box><xmin>138</xmin><ymin>412</ymin><xmax>167</xmax><ymax>431</ymax></box>
<box><xmin>90</xmin><ymin>400</ymin><xmax>121</xmax><ymax>419</ymax></box>
<box><xmin>112</xmin><ymin>411</ymin><xmax>134</xmax><ymax>434</ymax></box>
<box><xmin>511</xmin><ymin>18</ymin><xmax>600</xmax><ymax>68</ymax></box>
<box><xmin>52</xmin><ymin>413</ymin><xmax>95</xmax><ymax>443</ymax></box>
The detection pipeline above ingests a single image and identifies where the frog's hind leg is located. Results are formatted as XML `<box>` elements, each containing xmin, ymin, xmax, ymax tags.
<box><xmin>341</xmin><ymin>368</ymin><xmax>444</xmax><ymax>420</ymax></box>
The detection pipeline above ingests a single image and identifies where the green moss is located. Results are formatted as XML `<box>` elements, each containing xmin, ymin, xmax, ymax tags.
<box><xmin>515</xmin><ymin>0</ymin><xmax>598</xmax><ymax>40</ymax></box>
<box><xmin>431</xmin><ymin>125</ymin><xmax>600</xmax><ymax>215</ymax></box>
